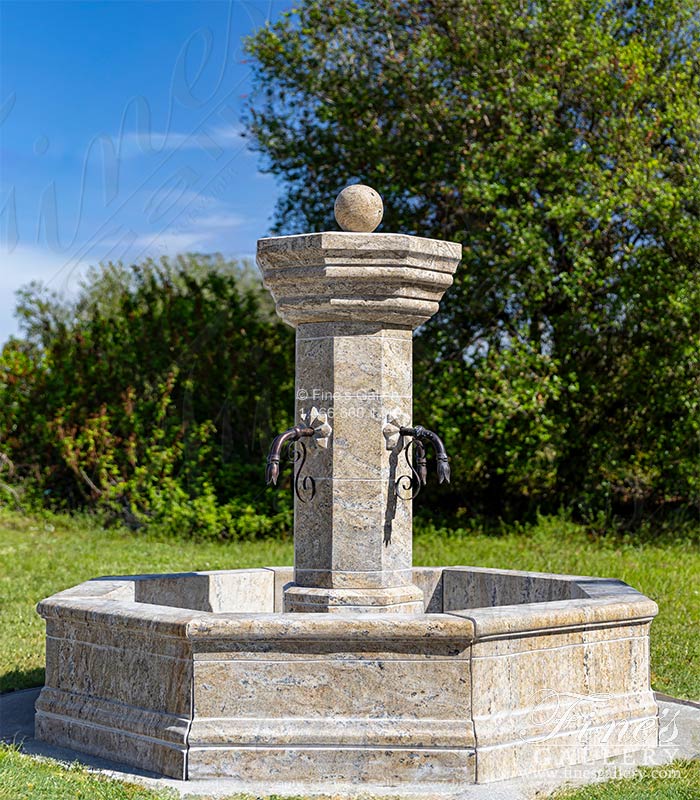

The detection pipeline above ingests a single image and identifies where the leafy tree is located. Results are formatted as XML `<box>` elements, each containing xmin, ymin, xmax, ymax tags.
<box><xmin>245</xmin><ymin>0</ymin><xmax>700</xmax><ymax>522</ymax></box>
<box><xmin>0</xmin><ymin>256</ymin><xmax>295</xmax><ymax>537</ymax></box>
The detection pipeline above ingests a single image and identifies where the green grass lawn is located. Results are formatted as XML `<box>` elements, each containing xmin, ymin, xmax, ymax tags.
<box><xmin>415</xmin><ymin>516</ymin><xmax>700</xmax><ymax>700</ymax></box>
<box><xmin>0</xmin><ymin>745</ymin><xmax>179</xmax><ymax>800</ymax></box>
<box><xmin>1</xmin><ymin>509</ymin><xmax>696</xmax><ymax>698</ymax></box>
<box><xmin>0</xmin><ymin>510</ymin><xmax>294</xmax><ymax>694</ymax></box>
<box><xmin>0</xmin><ymin>509</ymin><xmax>698</xmax><ymax>800</ymax></box>
<box><xmin>552</xmin><ymin>760</ymin><xmax>700</xmax><ymax>799</ymax></box>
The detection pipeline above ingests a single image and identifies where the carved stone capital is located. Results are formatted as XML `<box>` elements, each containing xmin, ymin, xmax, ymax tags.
<box><xmin>257</xmin><ymin>231</ymin><xmax>462</xmax><ymax>329</ymax></box>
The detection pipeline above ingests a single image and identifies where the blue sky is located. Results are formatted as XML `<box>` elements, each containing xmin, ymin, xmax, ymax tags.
<box><xmin>0</xmin><ymin>0</ymin><xmax>293</xmax><ymax>343</ymax></box>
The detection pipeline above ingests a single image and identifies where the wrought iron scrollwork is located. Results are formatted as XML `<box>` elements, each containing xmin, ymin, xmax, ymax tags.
<box><xmin>394</xmin><ymin>438</ymin><xmax>426</xmax><ymax>500</ymax></box>
<box><xmin>284</xmin><ymin>438</ymin><xmax>316</xmax><ymax>502</ymax></box>
<box><xmin>394</xmin><ymin>425</ymin><xmax>451</xmax><ymax>499</ymax></box>
<box><xmin>265</xmin><ymin>425</ymin><xmax>315</xmax><ymax>502</ymax></box>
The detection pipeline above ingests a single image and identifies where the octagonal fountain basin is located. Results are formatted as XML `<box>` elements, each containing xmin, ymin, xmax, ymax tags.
<box><xmin>35</xmin><ymin>566</ymin><xmax>659</xmax><ymax>789</ymax></box>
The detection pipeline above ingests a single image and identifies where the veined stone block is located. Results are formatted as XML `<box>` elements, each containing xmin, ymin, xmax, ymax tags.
<box><xmin>36</xmin><ymin>566</ymin><xmax>658</xmax><ymax>786</ymax></box>
<box><xmin>258</xmin><ymin>232</ymin><xmax>462</xmax><ymax>612</ymax></box>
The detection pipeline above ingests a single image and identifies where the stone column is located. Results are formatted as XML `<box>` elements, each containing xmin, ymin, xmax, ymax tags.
<box><xmin>257</xmin><ymin>187</ymin><xmax>461</xmax><ymax>612</ymax></box>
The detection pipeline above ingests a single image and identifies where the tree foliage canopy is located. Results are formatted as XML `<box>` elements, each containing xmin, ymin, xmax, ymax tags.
<box><xmin>246</xmin><ymin>0</ymin><xmax>700</xmax><ymax>521</ymax></box>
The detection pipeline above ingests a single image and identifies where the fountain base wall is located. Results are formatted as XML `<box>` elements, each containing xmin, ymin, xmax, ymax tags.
<box><xmin>36</xmin><ymin>566</ymin><xmax>658</xmax><ymax>786</ymax></box>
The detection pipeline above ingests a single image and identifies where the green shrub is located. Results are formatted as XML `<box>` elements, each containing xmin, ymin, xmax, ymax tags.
<box><xmin>0</xmin><ymin>255</ymin><xmax>295</xmax><ymax>539</ymax></box>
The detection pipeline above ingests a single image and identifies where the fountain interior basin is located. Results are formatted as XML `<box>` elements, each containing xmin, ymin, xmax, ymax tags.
<box><xmin>35</xmin><ymin>565</ymin><xmax>659</xmax><ymax>787</ymax></box>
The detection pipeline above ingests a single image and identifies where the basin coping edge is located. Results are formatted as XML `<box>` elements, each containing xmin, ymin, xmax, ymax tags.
<box><xmin>36</xmin><ymin>595</ymin><xmax>207</xmax><ymax>638</ymax></box>
<box><xmin>184</xmin><ymin>612</ymin><xmax>474</xmax><ymax>642</ymax></box>
<box><xmin>447</xmin><ymin>594</ymin><xmax>658</xmax><ymax>639</ymax></box>
<box><xmin>36</xmin><ymin>569</ymin><xmax>658</xmax><ymax>642</ymax></box>
<box><xmin>36</xmin><ymin>594</ymin><xmax>476</xmax><ymax>642</ymax></box>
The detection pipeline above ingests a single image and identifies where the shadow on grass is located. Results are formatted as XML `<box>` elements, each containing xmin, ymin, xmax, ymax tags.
<box><xmin>1</xmin><ymin>667</ymin><xmax>44</xmax><ymax>695</ymax></box>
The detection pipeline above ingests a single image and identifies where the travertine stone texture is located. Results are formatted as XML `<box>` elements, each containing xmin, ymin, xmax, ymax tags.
<box><xmin>35</xmin><ymin>589</ymin><xmax>201</xmax><ymax>778</ymax></box>
<box><xmin>36</xmin><ymin>566</ymin><xmax>658</xmax><ymax>785</ymax></box>
<box><xmin>258</xmin><ymin>232</ymin><xmax>461</xmax><ymax>612</ymax></box>
<box><xmin>187</xmin><ymin>745</ymin><xmax>474</xmax><ymax>784</ymax></box>
<box><xmin>412</xmin><ymin>566</ymin><xmax>444</xmax><ymax>612</ymax></box>
<box><xmin>444</xmin><ymin>571</ymin><xmax>659</xmax><ymax>783</ymax></box>
<box><xmin>257</xmin><ymin>232</ymin><xmax>462</xmax><ymax>328</ymax></box>
<box><xmin>271</xmin><ymin>566</ymin><xmax>294</xmax><ymax>612</ymax></box>
<box><xmin>291</xmin><ymin>325</ymin><xmax>418</xmax><ymax>608</ymax></box>
<box><xmin>334</xmin><ymin>184</ymin><xmax>384</xmax><ymax>232</ymax></box>
<box><xmin>443</xmin><ymin>566</ymin><xmax>586</xmax><ymax>611</ymax></box>
<box><xmin>283</xmin><ymin>584</ymin><xmax>425</xmax><ymax>613</ymax></box>
<box><xmin>135</xmin><ymin>569</ymin><xmax>275</xmax><ymax>613</ymax></box>
<box><xmin>461</xmin><ymin>618</ymin><xmax>657</xmax><ymax>782</ymax></box>
<box><xmin>186</xmin><ymin>597</ymin><xmax>474</xmax><ymax>782</ymax></box>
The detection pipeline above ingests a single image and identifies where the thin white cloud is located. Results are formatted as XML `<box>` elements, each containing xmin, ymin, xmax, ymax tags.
<box><xmin>127</xmin><ymin>210</ymin><xmax>245</xmax><ymax>257</ymax></box>
<box><xmin>0</xmin><ymin>244</ymin><xmax>89</xmax><ymax>293</ymax></box>
<box><xmin>129</xmin><ymin>231</ymin><xmax>211</xmax><ymax>253</ymax></box>
<box><xmin>0</xmin><ymin>244</ymin><xmax>91</xmax><ymax>343</ymax></box>
<box><xmin>120</xmin><ymin>125</ymin><xmax>247</xmax><ymax>158</ymax></box>
<box><xmin>196</xmin><ymin>213</ymin><xmax>246</xmax><ymax>229</ymax></box>
<box><xmin>210</xmin><ymin>124</ymin><xmax>248</xmax><ymax>145</ymax></box>
<box><xmin>96</xmin><ymin>190</ymin><xmax>248</xmax><ymax>265</ymax></box>
<box><xmin>146</xmin><ymin>189</ymin><xmax>219</xmax><ymax>210</ymax></box>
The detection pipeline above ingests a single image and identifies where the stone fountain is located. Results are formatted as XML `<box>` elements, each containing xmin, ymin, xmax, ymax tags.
<box><xmin>35</xmin><ymin>185</ymin><xmax>659</xmax><ymax>791</ymax></box>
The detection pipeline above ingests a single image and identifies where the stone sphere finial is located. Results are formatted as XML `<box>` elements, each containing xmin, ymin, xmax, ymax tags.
<box><xmin>334</xmin><ymin>184</ymin><xmax>383</xmax><ymax>232</ymax></box>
